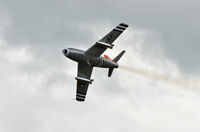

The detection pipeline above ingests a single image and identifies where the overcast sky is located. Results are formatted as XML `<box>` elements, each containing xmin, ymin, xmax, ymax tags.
<box><xmin>1</xmin><ymin>0</ymin><xmax>200</xmax><ymax>132</ymax></box>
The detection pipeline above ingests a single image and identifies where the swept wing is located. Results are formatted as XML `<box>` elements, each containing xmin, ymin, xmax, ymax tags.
<box><xmin>85</xmin><ymin>23</ymin><xmax>128</xmax><ymax>57</ymax></box>
<box><xmin>75</xmin><ymin>62</ymin><xmax>93</xmax><ymax>101</ymax></box>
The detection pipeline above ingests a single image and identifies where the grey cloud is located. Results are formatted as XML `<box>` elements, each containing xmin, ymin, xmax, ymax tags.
<box><xmin>1</xmin><ymin>0</ymin><xmax>200</xmax><ymax>72</ymax></box>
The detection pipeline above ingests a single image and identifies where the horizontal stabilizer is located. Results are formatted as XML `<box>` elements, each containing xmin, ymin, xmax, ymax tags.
<box><xmin>108</xmin><ymin>68</ymin><xmax>114</xmax><ymax>77</ymax></box>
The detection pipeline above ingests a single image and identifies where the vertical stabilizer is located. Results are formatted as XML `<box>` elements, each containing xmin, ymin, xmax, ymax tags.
<box><xmin>113</xmin><ymin>50</ymin><xmax>126</xmax><ymax>62</ymax></box>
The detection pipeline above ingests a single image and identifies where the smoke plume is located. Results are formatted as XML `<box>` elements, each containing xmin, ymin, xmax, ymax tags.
<box><xmin>120</xmin><ymin>65</ymin><xmax>200</xmax><ymax>89</ymax></box>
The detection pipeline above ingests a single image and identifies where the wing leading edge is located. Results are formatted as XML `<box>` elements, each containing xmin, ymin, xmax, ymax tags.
<box><xmin>75</xmin><ymin>62</ymin><xmax>93</xmax><ymax>101</ymax></box>
<box><xmin>85</xmin><ymin>23</ymin><xmax>129</xmax><ymax>57</ymax></box>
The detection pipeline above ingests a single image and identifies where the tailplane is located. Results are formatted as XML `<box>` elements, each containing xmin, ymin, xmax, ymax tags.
<box><xmin>108</xmin><ymin>68</ymin><xmax>114</xmax><ymax>77</ymax></box>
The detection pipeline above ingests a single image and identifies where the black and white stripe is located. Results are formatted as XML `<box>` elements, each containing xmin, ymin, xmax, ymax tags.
<box><xmin>116</xmin><ymin>25</ymin><xmax>126</xmax><ymax>30</ymax></box>
<box><xmin>119</xmin><ymin>23</ymin><xmax>129</xmax><ymax>27</ymax></box>
<box><xmin>77</xmin><ymin>93</ymin><xmax>86</xmax><ymax>98</ymax></box>
<box><xmin>114</xmin><ymin>23</ymin><xmax>129</xmax><ymax>33</ymax></box>
<box><xmin>114</xmin><ymin>28</ymin><xmax>124</xmax><ymax>33</ymax></box>
<box><xmin>76</xmin><ymin>92</ymin><xmax>86</xmax><ymax>101</ymax></box>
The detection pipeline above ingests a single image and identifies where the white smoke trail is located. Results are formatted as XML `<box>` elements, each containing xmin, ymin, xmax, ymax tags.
<box><xmin>120</xmin><ymin>65</ymin><xmax>200</xmax><ymax>89</ymax></box>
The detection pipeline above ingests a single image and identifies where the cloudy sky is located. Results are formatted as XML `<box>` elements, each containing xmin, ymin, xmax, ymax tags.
<box><xmin>1</xmin><ymin>0</ymin><xmax>200</xmax><ymax>132</ymax></box>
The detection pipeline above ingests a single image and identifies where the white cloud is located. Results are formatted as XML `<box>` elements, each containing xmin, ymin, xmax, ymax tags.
<box><xmin>0</xmin><ymin>46</ymin><xmax>33</xmax><ymax>63</ymax></box>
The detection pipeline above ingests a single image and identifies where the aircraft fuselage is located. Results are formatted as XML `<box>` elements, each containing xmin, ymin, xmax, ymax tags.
<box><xmin>63</xmin><ymin>48</ymin><xmax>118</xmax><ymax>68</ymax></box>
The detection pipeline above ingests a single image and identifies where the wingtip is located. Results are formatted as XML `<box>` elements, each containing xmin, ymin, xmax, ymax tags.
<box><xmin>119</xmin><ymin>23</ymin><xmax>129</xmax><ymax>27</ymax></box>
<box><xmin>76</xmin><ymin>98</ymin><xmax>85</xmax><ymax>102</ymax></box>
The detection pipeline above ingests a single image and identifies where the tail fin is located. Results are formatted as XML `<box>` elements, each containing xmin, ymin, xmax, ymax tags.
<box><xmin>113</xmin><ymin>50</ymin><xmax>126</xmax><ymax>62</ymax></box>
<box><xmin>108</xmin><ymin>50</ymin><xmax>126</xmax><ymax>77</ymax></box>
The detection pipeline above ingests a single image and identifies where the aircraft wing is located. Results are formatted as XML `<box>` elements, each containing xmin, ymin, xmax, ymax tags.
<box><xmin>85</xmin><ymin>23</ymin><xmax>129</xmax><ymax>57</ymax></box>
<box><xmin>75</xmin><ymin>62</ymin><xmax>93</xmax><ymax>101</ymax></box>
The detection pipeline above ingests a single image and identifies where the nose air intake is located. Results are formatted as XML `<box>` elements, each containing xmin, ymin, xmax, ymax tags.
<box><xmin>62</xmin><ymin>49</ymin><xmax>69</xmax><ymax>57</ymax></box>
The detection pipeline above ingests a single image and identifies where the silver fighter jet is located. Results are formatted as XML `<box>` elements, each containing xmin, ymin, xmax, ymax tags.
<box><xmin>63</xmin><ymin>23</ymin><xmax>128</xmax><ymax>101</ymax></box>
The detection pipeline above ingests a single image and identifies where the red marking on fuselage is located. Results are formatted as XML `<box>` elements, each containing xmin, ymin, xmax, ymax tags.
<box><xmin>104</xmin><ymin>54</ymin><xmax>112</xmax><ymax>60</ymax></box>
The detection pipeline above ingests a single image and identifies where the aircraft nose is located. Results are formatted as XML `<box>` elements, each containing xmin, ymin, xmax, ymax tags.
<box><xmin>62</xmin><ymin>49</ymin><xmax>69</xmax><ymax>57</ymax></box>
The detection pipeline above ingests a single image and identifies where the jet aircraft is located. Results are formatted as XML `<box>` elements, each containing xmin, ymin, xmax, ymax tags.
<box><xmin>63</xmin><ymin>23</ymin><xmax>129</xmax><ymax>101</ymax></box>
